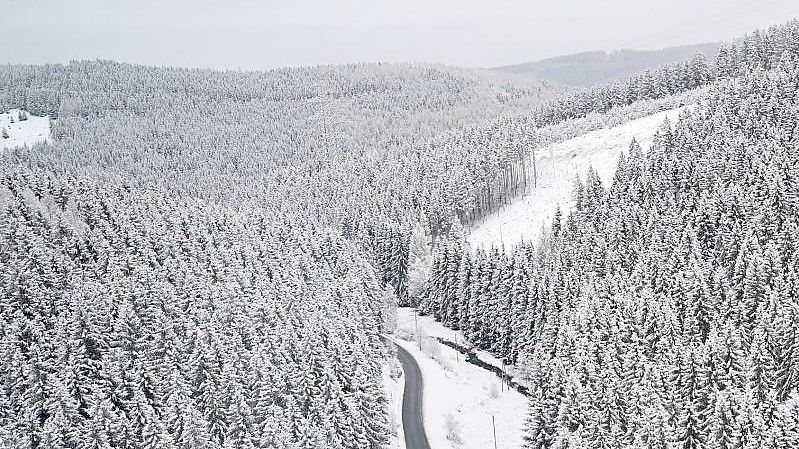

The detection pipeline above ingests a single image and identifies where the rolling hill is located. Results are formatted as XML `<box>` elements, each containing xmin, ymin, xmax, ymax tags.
<box><xmin>493</xmin><ymin>42</ymin><xmax>721</xmax><ymax>87</ymax></box>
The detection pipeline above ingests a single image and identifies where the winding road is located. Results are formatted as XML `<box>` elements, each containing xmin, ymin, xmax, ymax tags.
<box><xmin>394</xmin><ymin>342</ymin><xmax>431</xmax><ymax>449</ymax></box>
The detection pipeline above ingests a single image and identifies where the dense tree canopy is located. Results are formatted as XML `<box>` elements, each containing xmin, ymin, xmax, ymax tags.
<box><xmin>2</xmin><ymin>17</ymin><xmax>798</xmax><ymax>449</ymax></box>
<box><xmin>0</xmin><ymin>59</ymin><xmax>561</xmax><ymax>448</ymax></box>
<box><xmin>422</xmin><ymin>22</ymin><xmax>799</xmax><ymax>449</ymax></box>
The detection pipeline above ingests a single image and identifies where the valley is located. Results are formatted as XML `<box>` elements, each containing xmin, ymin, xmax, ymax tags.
<box><xmin>2</xmin><ymin>13</ymin><xmax>799</xmax><ymax>449</ymax></box>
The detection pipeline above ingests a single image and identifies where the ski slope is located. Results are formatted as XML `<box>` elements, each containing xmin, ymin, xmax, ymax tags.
<box><xmin>468</xmin><ymin>105</ymin><xmax>692</xmax><ymax>249</ymax></box>
<box><xmin>0</xmin><ymin>109</ymin><xmax>51</xmax><ymax>151</ymax></box>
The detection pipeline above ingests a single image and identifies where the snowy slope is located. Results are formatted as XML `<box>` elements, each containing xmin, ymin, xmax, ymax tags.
<box><xmin>0</xmin><ymin>109</ymin><xmax>51</xmax><ymax>151</ymax></box>
<box><xmin>392</xmin><ymin>308</ymin><xmax>528</xmax><ymax>449</ymax></box>
<box><xmin>468</xmin><ymin>105</ymin><xmax>692</xmax><ymax>249</ymax></box>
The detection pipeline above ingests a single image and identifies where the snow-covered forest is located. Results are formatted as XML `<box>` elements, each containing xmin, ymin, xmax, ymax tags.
<box><xmin>2</xmin><ymin>11</ymin><xmax>799</xmax><ymax>449</ymax></box>
<box><xmin>421</xmin><ymin>21</ymin><xmax>799</xmax><ymax>448</ymax></box>
<box><xmin>0</xmin><ymin>59</ymin><xmax>563</xmax><ymax>448</ymax></box>
<box><xmin>0</xmin><ymin>62</ymin><xmax>562</xmax><ymax>305</ymax></box>
<box><xmin>1</xmin><ymin>172</ymin><xmax>390</xmax><ymax>448</ymax></box>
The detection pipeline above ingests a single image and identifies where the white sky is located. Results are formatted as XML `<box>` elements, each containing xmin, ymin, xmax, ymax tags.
<box><xmin>3</xmin><ymin>0</ymin><xmax>799</xmax><ymax>70</ymax></box>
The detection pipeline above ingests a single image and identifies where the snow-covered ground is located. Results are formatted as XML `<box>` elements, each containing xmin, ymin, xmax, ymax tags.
<box><xmin>468</xmin><ymin>105</ymin><xmax>692</xmax><ymax>249</ymax></box>
<box><xmin>0</xmin><ymin>109</ymin><xmax>52</xmax><ymax>151</ymax></box>
<box><xmin>383</xmin><ymin>356</ymin><xmax>406</xmax><ymax>449</ymax></box>
<box><xmin>397</xmin><ymin>307</ymin><xmax>529</xmax><ymax>389</ymax></box>
<box><xmin>390</xmin><ymin>308</ymin><xmax>528</xmax><ymax>449</ymax></box>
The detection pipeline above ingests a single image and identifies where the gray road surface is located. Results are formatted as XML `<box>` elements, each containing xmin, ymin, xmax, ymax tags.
<box><xmin>394</xmin><ymin>342</ymin><xmax>431</xmax><ymax>449</ymax></box>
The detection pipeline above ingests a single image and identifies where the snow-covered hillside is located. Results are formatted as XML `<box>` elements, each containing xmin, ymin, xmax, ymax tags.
<box><xmin>468</xmin><ymin>105</ymin><xmax>693</xmax><ymax>249</ymax></box>
<box><xmin>0</xmin><ymin>109</ymin><xmax>51</xmax><ymax>151</ymax></box>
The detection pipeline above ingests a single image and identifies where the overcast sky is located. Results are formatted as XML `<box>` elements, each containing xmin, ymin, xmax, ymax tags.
<box><xmin>3</xmin><ymin>0</ymin><xmax>799</xmax><ymax>70</ymax></box>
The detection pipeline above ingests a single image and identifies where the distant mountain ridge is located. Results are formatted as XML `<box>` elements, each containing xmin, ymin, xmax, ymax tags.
<box><xmin>493</xmin><ymin>42</ymin><xmax>721</xmax><ymax>87</ymax></box>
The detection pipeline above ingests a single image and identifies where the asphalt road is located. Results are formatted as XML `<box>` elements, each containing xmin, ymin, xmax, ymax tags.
<box><xmin>394</xmin><ymin>342</ymin><xmax>431</xmax><ymax>449</ymax></box>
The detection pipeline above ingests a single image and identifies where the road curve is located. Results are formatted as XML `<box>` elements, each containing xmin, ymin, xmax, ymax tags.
<box><xmin>394</xmin><ymin>341</ymin><xmax>431</xmax><ymax>449</ymax></box>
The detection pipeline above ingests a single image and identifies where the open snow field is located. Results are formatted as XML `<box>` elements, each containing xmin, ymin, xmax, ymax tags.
<box><xmin>0</xmin><ymin>109</ymin><xmax>51</xmax><ymax>151</ymax></box>
<box><xmin>391</xmin><ymin>307</ymin><xmax>528</xmax><ymax>449</ymax></box>
<box><xmin>468</xmin><ymin>105</ymin><xmax>693</xmax><ymax>249</ymax></box>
